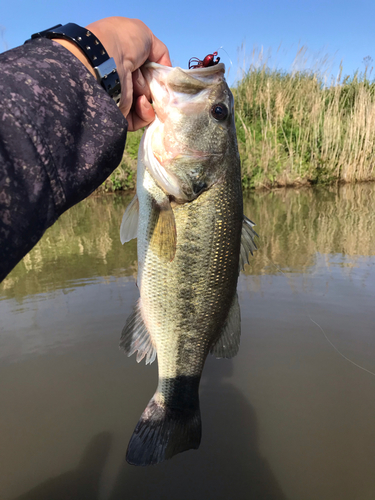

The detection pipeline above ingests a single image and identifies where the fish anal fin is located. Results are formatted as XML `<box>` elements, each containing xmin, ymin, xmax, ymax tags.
<box><xmin>120</xmin><ymin>195</ymin><xmax>139</xmax><ymax>244</ymax></box>
<box><xmin>150</xmin><ymin>197</ymin><xmax>177</xmax><ymax>262</ymax></box>
<box><xmin>239</xmin><ymin>215</ymin><xmax>258</xmax><ymax>272</ymax></box>
<box><xmin>210</xmin><ymin>293</ymin><xmax>241</xmax><ymax>359</ymax></box>
<box><xmin>120</xmin><ymin>299</ymin><xmax>157</xmax><ymax>365</ymax></box>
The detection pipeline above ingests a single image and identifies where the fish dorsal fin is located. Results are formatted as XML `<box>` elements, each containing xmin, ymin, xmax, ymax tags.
<box><xmin>239</xmin><ymin>215</ymin><xmax>258</xmax><ymax>272</ymax></box>
<box><xmin>120</xmin><ymin>194</ymin><xmax>139</xmax><ymax>244</ymax></box>
<box><xmin>150</xmin><ymin>197</ymin><xmax>177</xmax><ymax>262</ymax></box>
<box><xmin>210</xmin><ymin>293</ymin><xmax>241</xmax><ymax>359</ymax></box>
<box><xmin>120</xmin><ymin>299</ymin><xmax>157</xmax><ymax>365</ymax></box>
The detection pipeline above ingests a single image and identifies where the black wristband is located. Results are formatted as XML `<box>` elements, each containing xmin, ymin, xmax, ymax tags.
<box><xmin>26</xmin><ymin>23</ymin><xmax>121</xmax><ymax>104</ymax></box>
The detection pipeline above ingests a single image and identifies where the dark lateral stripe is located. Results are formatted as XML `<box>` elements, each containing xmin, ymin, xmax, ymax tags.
<box><xmin>157</xmin><ymin>375</ymin><xmax>201</xmax><ymax>409</ymax></box>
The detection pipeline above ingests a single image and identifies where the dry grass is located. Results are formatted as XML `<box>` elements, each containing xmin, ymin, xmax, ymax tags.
<box><xmin>235</xmin><ymin>46</ymin><xmax>375</xmax><ymax>189</ymax></box>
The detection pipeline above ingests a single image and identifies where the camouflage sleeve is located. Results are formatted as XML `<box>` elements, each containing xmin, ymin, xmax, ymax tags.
<box><xmin>0</xmin><ymin>38</ymin><xmax>127</xmax><ymax>282</ymax></box>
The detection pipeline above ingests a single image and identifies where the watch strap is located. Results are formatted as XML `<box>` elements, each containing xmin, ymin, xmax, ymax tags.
<box><xmin>28</xmin><ymin>23</ymin><xmax>121</xmax><ymax>104</ymax></box>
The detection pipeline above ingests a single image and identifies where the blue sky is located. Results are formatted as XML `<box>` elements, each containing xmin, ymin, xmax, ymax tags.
<box><xmin>2</xmin><ymin>0</ymin><xmax>375</xmax><ymax>85</ymax></box>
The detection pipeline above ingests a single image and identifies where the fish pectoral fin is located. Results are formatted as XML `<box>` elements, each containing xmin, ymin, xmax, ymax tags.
<box><xmin>210</xmin><ymin>293</ymin><xmax>241</xmax><ymax>359</ymax></box>
<box><xmin>119</xmin><ymin>299</ymin><xmax>157</xmax><ymax>365</ymax></box>
<box><xmin>239</xmin><ymin>215</ymin><xmax>258</xmax><ymax>272</ymax></box>
<box><xmin>120</xmin><ymin>194</ymin><xmax>139</xmax><ymax>244</ymax></box>
<box><xmin>150</xmin><ymin>197</ymin><xmax>177</xmax><ymax>262</ymax></box>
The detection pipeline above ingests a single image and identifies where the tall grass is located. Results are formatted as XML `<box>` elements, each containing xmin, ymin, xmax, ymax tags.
<box><xmin>235</xmin><ymin>47</ymin><xmax>375</xmax><ymax>189</ymax></box>
<box><xmin>101</xmin><ymin>48</ymin><xmax>375</xmax><ymax>192</ymax></box>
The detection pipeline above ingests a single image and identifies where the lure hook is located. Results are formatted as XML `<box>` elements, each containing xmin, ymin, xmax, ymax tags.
<box><xmin>188</xmin><ymin>51</ymin><xmax>220</xmax><ymax>69</ymax></box>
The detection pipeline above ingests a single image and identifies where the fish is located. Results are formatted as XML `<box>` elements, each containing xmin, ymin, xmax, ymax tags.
<box><xmin>119</xmin><ymin>61</ymin><xmax>257</xmax><ymax>466</ymax></box>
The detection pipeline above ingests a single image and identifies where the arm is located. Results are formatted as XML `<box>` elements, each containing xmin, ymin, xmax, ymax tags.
<box><xmin>0</xmin><ymin>18</ymin><xmax>171</xmax><ymax>282</ymax></box>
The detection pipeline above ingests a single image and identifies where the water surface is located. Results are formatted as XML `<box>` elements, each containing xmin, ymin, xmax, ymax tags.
<box><xmin>1</xmin><ymin>184</ymin><xmax>375</xmax><ymax>500</ymax></box>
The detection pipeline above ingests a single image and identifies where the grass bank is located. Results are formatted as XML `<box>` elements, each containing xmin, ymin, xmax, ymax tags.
<box><xmin>235</xmin><ymin>55</ymin><xmax>375</xmax><ymax>189</ymax></box>
<box><xmin>100</xmin><ymin>129</ymin><xmax>141</xmax><ymax>193</ymax></box>
<box><xmin>101</xmin><ymin>52</ymin><xmax>375</xmax><ymax>193</ymax></box>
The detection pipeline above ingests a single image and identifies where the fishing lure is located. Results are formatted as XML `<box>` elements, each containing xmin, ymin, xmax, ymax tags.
<box><xmin>188</xmin><ymin>51</ymin><xmax>220</xmax><ymax>69</ymax></box>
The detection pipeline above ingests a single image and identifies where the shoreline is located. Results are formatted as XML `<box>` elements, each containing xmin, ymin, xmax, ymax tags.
<box><xmin>94</xmin><ymin>176</ymin><xmax>375</xmax><ymax>196</ymax></box>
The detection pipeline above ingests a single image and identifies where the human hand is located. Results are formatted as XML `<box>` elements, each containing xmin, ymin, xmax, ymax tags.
<box><xmin>86</xmin><ymin>17</ymin><xmax>171</xmax><ymax>131</ymax></box>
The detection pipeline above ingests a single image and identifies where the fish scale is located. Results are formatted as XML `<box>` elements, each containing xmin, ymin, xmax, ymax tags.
<box><xmin>143</xmin><ymin>185</ymin><xmax>241</xmax><ymax>378</ymax></box>
<box><xmin>120</xmin><ymin>61</ymin><xmax>257</xmax><ymax>465</ymax></box>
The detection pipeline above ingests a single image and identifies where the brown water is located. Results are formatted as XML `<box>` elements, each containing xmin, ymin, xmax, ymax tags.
<box><xmin>1</xmin><ymin>184</ymin><xmax>375</xmax><ymax>500</ymax></box>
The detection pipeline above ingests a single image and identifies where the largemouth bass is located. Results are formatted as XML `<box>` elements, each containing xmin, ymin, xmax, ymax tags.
<box><xmin>120</xmin><ymin>61</ymin><xmax>257</xmax><ymax>466</ymax></box>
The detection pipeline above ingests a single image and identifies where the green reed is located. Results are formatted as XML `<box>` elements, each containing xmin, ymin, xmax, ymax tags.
<box><xmin>235</xmin><ymin>49</ymin><xmax>375</xmax><ymax>189</ymax></box>
<box><xmin>99</xmin><ymin>49</ymin><xmax>375</xmax><ymax>193</ymax></box>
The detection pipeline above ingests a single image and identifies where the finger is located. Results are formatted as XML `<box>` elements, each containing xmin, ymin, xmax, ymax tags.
<box><xmin>118</xmin><ymin>69</ymin><xmax>133</xmax><ymax>119</ymax></box>
<box><xmin>132</xmin><ymin>69</ymin><xmax>151</xmax><ymax>102</ymax></box>
<box><xmin>127</xmin><ymin>95</ymin><xmax>155</xmax><ymax>131</ymax></box>
<box><xmin>148</xmin><ymin>33</ymin><xmax>172</xmax><ymax>67</ymax></box>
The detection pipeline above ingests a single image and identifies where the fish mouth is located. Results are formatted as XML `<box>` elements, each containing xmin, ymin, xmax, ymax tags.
<box><xmin>144</xmin><ymin>61</ymin><xmax>226</xmax><ymax>77</ymax></box>
<box><xmin>142</xmin><ymin>62</ymin><xmax>227</xmax><ymax>102</ymax></box>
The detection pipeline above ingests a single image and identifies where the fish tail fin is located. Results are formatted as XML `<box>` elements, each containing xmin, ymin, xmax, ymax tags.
<box><xmin>126</xmin><ymin>395</ymin><xmax>201</xmax><ymax>466</ymax></box>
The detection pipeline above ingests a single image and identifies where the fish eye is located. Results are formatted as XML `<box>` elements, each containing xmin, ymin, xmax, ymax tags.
<box><xmin>211</xmin><ymin>103</ymin><xmax>228</xmax><ymax>121</ymax></box>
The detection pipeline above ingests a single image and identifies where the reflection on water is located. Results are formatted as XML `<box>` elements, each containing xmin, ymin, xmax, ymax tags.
<box><xmin>1</xmin><ymin>184</ymin><xmax>375</xmax><ymax>500</ymax></box>
<box><xmin>0</xmin><ymin>194</ymin><xmax>137</xmax><ymax>302</ymax></box>
<box><xmin>13</xmin><ymin>433</ymin><xmax>112</xmax><ymax>500</ymax></box>
<box><xmin>2</xmin><ymin>184</ymin><xmax>375</xmax><ymax>300</ymax></box>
